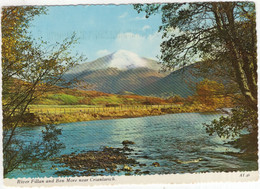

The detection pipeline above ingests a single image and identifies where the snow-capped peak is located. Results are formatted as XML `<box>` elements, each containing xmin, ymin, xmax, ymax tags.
<box><xmin>64</xmin><ymin>49</ymin><xmax>160</xmax><ymax>76</ymax></box>
<box><xmin>108</xmin><ymin>50</ymin><xmax>147</xmax><ymax>69</ymax></box>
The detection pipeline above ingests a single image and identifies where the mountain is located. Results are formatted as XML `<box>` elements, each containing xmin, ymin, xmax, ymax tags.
<box><xmin>63</xmin><ymin>50</ymin><xmax>169</xmax><ymax>94</ymax></box>
<box><xmin>134</xmin><ymin>64</ymin><xmax>202</xmax><ymax>98</ymax></box>
<box><xmin>64</xmin><ymin>67</ymin><xmax>168</xmax><ymax>94</ymax></box>
<box><xmin>65</xmin><ymin>49</ymin><xmax>161</xmax><ymax>74</ymax></box>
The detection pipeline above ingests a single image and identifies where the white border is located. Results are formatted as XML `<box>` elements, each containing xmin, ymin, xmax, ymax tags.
<box><xmin>0</xmin><ymin>0</ymin><xmax>259</xmax><ymax>189</ymax></box>
<box><xmin>0</xmin><ymin>0</ymin><xmax>255</xmax><ymax>6</ymax></box>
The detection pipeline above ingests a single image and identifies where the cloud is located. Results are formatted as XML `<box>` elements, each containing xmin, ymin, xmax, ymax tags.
<box><xmin>135</xmin><ymin>15</ymin><xmax>146</xmax><ymax>20</ymax></box>
<box><xmin>119</xmin><ymin>12</ymin><xmax>128</xmax><ymax>19</ymax></box>
<box><xmin>142</xmin><ymin>25</ymin><xmax>151</xmax><ymax>31</ymax></box>
<box><xmin>96</xmin><ymin>49</ymin><xmax>111</xmax><ymax>57</ymax></box>
<box><xmin>115</xmin><ymin>32</ymin><xmax>162</xmax><ymax>60</ymax></box>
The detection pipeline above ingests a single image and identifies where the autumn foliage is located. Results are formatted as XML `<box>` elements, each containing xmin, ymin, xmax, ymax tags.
<box><xmin>194</xmin><ymin>79</ymin><xmax>233</xmax><ymax>109</ymax></box>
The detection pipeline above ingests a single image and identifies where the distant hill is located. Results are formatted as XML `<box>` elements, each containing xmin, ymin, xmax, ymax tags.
<box><xmin>134</xmin><ymin>64</ymin><xmax>202</xmax><ymax>98</ymax></box>
<box><xmin>62</xmin><ymin>50</ymin><xmax>169</xmax><ymax>94</ymax></box>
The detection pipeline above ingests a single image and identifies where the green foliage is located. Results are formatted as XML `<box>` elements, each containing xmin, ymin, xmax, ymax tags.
<box><xmin>204</xmin><ymin>107</ymin><xmax>257</xmax><ymax>139</ymax></box>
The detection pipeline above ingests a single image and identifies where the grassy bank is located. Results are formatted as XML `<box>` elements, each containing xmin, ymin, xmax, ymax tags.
<box><xmin>22</xmin><ymin>104</ymin><xmax>217</xmax><ymax>126</ymax></box>
<box><xmin>32</xmin><ymin>87</ymin><xmax>170</xmax><ymax>106</ymax></box>
<box><xmin>27</xmin><ymin>104</ymin><xmax>175</xmax><ymax>114</ymax></box>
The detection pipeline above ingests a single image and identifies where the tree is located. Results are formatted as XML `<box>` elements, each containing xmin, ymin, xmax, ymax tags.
<box><xmin>196</xmin><ymin>79</ymin><xmax>225</xmax><ymax>107</ymax></box>
<box><xmin>134</xmin><ymin>2</ymin><xmax>256</xmax><ymax>111</ymax></box>
<box><xmin>167</xmin><ymin>95</ymin><xmax>184</xmax><ymax>104</ymax></box>
<box><xmin>205</xmin><ymin>107</ymin><xmax>257</xmax><ymax>139</ymax></box>
<box><xmin>2</xmin><ymin>6</ymin><xmax>85</xmax><ymax>176</ymax></box>
<box><xmin>134</xmin><ymin>2</ymin><xmax>257</xmax><ymax>144</ymax></box>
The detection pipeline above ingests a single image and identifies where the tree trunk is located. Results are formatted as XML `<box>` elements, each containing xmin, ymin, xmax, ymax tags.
<box><xmin>211</xmin><ymin>2</ymin><xmax>257</xmax><ymax>111</ymax></box>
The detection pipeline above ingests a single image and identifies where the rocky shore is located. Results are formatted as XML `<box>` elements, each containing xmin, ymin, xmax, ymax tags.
<box><xmin>51</xmin><ymin>140</ymin><xmax>160</xmax><ymax>177</ymax></box>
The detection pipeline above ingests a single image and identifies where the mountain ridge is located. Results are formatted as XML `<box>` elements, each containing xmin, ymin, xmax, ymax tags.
<box><xmin>63</xmin><ymin>50</ymin><xmax>200</xmax><ymax>97</ymax></box>
<box><xmin>62</xmin><ymin>50</ymin><xmax>169</xmax><ymax>94</ymax></box>
<box><xmin>134</xmin><ymin>64</ymin><xmax>201</xmax><ymax>98</ymax></box>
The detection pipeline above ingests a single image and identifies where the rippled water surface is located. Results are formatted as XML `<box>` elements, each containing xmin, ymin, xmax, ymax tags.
<box><xmin>7</xmin><ymin>113</ymin><xmax>257</xmax><ymax>178</ymax></box>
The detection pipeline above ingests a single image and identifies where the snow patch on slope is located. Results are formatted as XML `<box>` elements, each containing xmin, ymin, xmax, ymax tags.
<box><xmin>108</xmin><ymin>50</ymin><xmax>147</xmax><ymax>69</ymax></box>
<box><xmin>64</xmin><ymin>49</ymin><xmax>160</xmax><ymax>77</ymax></box>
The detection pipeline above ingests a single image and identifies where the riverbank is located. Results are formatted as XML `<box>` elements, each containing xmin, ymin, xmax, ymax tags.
<box><xmin>224</xmin><ymin>131</ymin><xmax>258</xmax><ymax>163</ymax></box>
<box><xmin>52</xmin><ymin>140</ymin><xmax>155</xmax><ymax>176</ymax></box>
<box><xmin>22</xmin><ymin>104</ymin><xmax>218</xmax><ymax>126</ymax></box>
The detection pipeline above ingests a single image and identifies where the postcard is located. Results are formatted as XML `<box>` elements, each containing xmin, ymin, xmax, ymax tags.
<box><xmin>1</xmin><ymin>0</ymin><xmax>259</xmax><ymax>187</ymax></box>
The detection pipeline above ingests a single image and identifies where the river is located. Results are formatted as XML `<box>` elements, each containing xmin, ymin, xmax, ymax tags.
<box><xmin>6</xmin><ymin>112</ymin><xmax>257</xmax><ymax>178</ymax></box>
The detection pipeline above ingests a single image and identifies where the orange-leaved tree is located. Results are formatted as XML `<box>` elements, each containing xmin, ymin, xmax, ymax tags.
<box><xmin>196</xmin><ymin>79</ymin><xmax>225</xmax><ymax>108</ymax></box>
<box><xmin>2</xmin><ymin>6</ymin><xmax>85</xmax><ymax>176</ymax></box>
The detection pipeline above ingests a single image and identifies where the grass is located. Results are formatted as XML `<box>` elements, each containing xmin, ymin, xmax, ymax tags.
<box><xmin>29</xmin><ymin>104</ymin><xmax>100</xmax><ymax>108</ymax></box>
<box><xmin>91</xmin><ymin>95</ymin><xmax>124</xmax><ymax>105</ymax></box>
<box><xmin>32</xmin><ymin>87</ymin><xmax>170</xmax><ymax>106</ymax></box>
<box><xmin>27</xmin><ymin>104</ymin><xmax>175</xmax><ymax>114</ymax></box>
<box><xmin>50</xmin><ymin>94</ymin><xmax>82</xmax><ymax>104</ymax></box>
<box><xmin>20</xmin><ymin>86</ymin><xmax>225</xmax><ymax>126</ymax></box>
<box><xmin>24</xmin><ymin>109</ymin><xmax>165</xmax><ymax>126</ymax></box>
<box><xmin>22</xmin><ymin>104</ymin><xmax>213</xmax><ymax>127</ymax></box>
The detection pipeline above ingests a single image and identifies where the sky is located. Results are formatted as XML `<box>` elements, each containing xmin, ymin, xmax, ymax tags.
<box><xmin>29</xmin><ymin>5</ymin><xmax>163</xmax><ymax>61</ymax></box>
